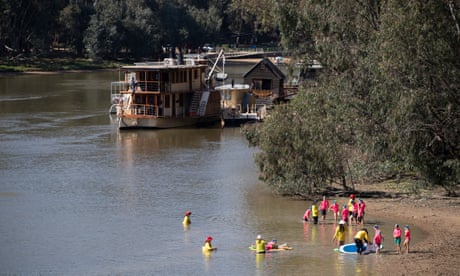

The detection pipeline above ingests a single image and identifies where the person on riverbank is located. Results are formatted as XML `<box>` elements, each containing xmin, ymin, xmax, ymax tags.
<box><xmin>183</xmin><ymin>211</ymin><xmax>192</xmax><ymax>225</ymax></box>
<box><xmin>341</xmin><ymin>204</ymin><xmax>349</xmax><ymax>225</ymax></box>
<box><xmin>404</xmin><ymin>225</ymin><xmax>411</xmax><ymax>254</ymax></box>
<box><xmin>393</xmin><ymin>224</ymin><xmax>402</xmax><ymax>254</ymax></box>
<box><xmin>303</xmin><ymin>207</ymin><xmax>311</xmax><ymax>222</ymax></box>
<box><xmin>330</xmin><ymin>200</ymin><xmax>340</xmax><ymax>222</ymax></box>
<box><xmin>354</xmin><ymin>228</ymin><xmax>370</xmax><ymax>255</ymax></box>
<box><xmin>311</xmin><ymin>201</ymin><xmax>319</xmax><ymax>224</ymax></box>
<box><xmin>373</xmin><ymin>225</ymin><xmax>384</xmax><ymax>255</ymax></box>
<box><xmin>255</xmin><ymin>235</ymin><xmax>266</xmax><ymax>254</ymax></box>
<box><xmin>332</xmin><ymin>220</ymin><xmax>347</xmax><ymax>248</ymax></box>
<box><xmin>320</xmin><ymin>195</ymin><xmax>330</xmax><ymax>221</ymax></box>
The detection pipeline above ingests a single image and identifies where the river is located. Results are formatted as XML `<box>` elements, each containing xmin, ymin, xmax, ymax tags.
<box><xmin>0</xmin><ymin>67</ymin><xmax>414</xmax><ymax>275</ymax></box>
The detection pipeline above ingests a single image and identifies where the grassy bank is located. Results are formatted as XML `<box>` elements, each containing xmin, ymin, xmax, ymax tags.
<box><xmin>0</xmin><ymin>57</ymin><xmax>123</xmax><ymax>73</ymax></box>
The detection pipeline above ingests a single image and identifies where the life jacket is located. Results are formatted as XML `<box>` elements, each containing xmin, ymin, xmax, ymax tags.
<box><xmin>255</xmin><ymin>239</ymin><xmax>266</xmax><ymax>253</ymax></box>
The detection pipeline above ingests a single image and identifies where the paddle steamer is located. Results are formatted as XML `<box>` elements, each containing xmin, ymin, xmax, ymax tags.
<box><xmin>111</xmin><ymin>56</ymin><xmax>221</xmax><ymax>129</ymax></box>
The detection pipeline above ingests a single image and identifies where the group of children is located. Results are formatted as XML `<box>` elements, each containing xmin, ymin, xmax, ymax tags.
<box><xmin>303</xmin><ymin>194</ymin><xmax>366</xmax><ymax>226</ymax></box>
<box><xmin>304</xmin><ymin>194</ymin><xmax>412</xmax><ymax>255</ymax></box>
<box><xmin>184</xmin><ymin>193</ymin><xmax>412</xmax><ymax>256</ymax></box>
<box><xmin>393</xmin><ymin>224</ymin><xmax>411</xmax><ymax>254</ymax></box>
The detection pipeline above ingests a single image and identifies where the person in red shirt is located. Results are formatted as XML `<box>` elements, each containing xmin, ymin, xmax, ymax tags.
<box><xmin>320</xmin><ymin>195</ymin><xmax>330</xmax><ymax>221</ymax></box>
<box><xmin>341</xmin><ymin>204</ymin><xmax>349</xmax><ymax>225</ymax></box>
<box><xmin>404</xmin><ymin>225</ymin><xmax>411</xmax><ymax>254</ymax></box>
<box><xmin>303</xmin><ymin>208</ymin><xmax>311</xmax><ymax>222</ymax></box>
<box><xmin>373</xmin><ymin>225</ymin><xmax>384</xmax><ymax>255</ymax></box>
<box><xmin>357</xmin><ymin>198</ymin><xmax>366</xmax><ymax>225</ymax></box>
<box><xmin>330</xmin><ymin>200</ymin><xmax>340</xmax><ymax>222</ymax></box>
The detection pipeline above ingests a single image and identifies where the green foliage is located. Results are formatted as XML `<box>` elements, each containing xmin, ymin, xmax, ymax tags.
<box><xmin>0</xmin><ymin>0</ymin><xmax>279</xmax><ymax>59</ymax></box>
<box><xmin>249</xmin><ymin>0</ymin><xmax>460</xmax><ymax>196</ymax></box>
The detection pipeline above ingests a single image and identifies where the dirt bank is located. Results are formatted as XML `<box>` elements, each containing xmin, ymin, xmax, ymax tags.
<box><xmin>353</xmin><ymin>185</ymin><xmax>460</xmax><ymax>276</ymax></box>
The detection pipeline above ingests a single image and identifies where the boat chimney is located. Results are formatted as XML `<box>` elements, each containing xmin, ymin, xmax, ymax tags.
<box><xmin>177</xmin><ymin>47</ymin><xmax>183</xmax><ymax>65</ymax></box>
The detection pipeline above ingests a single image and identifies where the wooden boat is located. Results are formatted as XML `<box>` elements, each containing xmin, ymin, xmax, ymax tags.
<box><xmin>112</xmin><ymin>57</ymin><xmax>221</xmax><ymax>129</ymax></box>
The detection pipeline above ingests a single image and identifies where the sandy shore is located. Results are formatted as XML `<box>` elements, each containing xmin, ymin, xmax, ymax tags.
<box><xmin>361</xmin><ymin>194</ymin><xmax>460</xmax><ymax>275</ymax></box>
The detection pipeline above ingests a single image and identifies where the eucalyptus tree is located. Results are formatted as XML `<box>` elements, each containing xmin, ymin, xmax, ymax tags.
<box><xmin>247</xmin><ymin>0</ymin><xmax>460</xmax><ymax>196</ymax></box>
<box><xmin>58</xmin><ymin>0</ymin><xmax>93</xmax><ymax>55</ymax></box>
<box><xmin>0</xmin><ymin>0</ymin><xmax>67</xmax><ymax>56</ymax></box>
<box><xmin>377</xmin><ymin>1</ymin><xmax>460</xmax><ymax>195</ymax></box>
<box><xmin>84</xmin><ymin>0</ymin><xmax>161</xmax><ymax>59</ymax></box>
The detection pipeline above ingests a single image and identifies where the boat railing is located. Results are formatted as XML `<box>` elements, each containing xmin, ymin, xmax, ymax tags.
<box><xmin>113</xmin><ymin>80</ymin><xmax>162</xmax><ymax>95</ymax></box>
<box><xmin>111</xmin><ymin>81</ymin><xmax>128</xmax><ymax>104</ymax></box>
<box><xmin>232</xmin><ymin>103</ymin><xmax>266</xmax><ymax>114</ymax></box>
<box><xmin>119</xmin><ymin>104</ymin><xmax>159</xmax><ymax>117</ymax></box>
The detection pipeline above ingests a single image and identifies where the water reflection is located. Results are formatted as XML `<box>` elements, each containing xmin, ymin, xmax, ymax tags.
<box><xmin>0</xmin><ymin>71</ymin><xmax>424</xmax><ymax>275</ymax></box>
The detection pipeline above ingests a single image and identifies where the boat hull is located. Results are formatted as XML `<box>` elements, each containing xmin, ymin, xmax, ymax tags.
<box><xmin>118</xmin><ymin>115</ymin><xmax>221</xmax><ymax>129</ymax></box>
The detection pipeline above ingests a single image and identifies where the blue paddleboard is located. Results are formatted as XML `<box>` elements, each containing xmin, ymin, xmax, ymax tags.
<box><xmin>339</xmin><ymin>243</ymin><xmax>378</xmax><ymax>254</ymax></box>
<box><xmin>339</xmin><ymin>243</ymin><xmax>367</xmax><ymax>254</ymax></box>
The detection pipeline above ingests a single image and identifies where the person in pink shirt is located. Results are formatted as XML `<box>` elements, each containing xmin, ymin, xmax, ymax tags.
<box><xmin>341</xmin><ymin>204</ymin><xmax>349</xmax><ymax>225</ymax></box>
<box><xmin>404</xmin><ymin>225</ymin><xmax>411</xmax><ymax>254</ymax></box>
<box><xmin>320</xmin><ymin>195</ymin><xmax>330</xmax><ymax>221</ymax></box>
<box><xmin>357</xmin><ymin>198</ymin><xmax>366</xmax><ymax>225</ymax></box>
<box><xmin>303</xmin><ymin>208</ymin><xmax>311</xmax><ymax>222</ymax></box>
<box><xmin>350</xmin><ymin>200</ymin><xmax>359</xmax><ymax>226</ymax></box>
<box><xmin>373</xmin><ymin>225</ymin><xmax>384</xmax><ymax>255</ymax></box>
<box><xmin>393</xmin><ymin>224</ymin><xmax>402</xmax><ymax>254</ymax></box>
<box><xmin>330</xmin><ymin>200</ymin><xmax>340</xmax><ymax>222</ymax></box>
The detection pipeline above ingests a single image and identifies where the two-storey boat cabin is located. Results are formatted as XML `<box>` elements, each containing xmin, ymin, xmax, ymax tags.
<box><xmin>112</xmin><ymin>58</ymin><xmax>221</xmax><ymax>129</ymax></box>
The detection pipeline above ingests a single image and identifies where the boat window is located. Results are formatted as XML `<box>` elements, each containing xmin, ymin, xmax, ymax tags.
<box><xmin>139</xmin><ymin>71</ymin><xmax>146</xmax><ymax>81</ymax></box>
<box><xmin>194</xmin><ymin>69</ymin><xmax>198</xmax><ymax>79</ymax></box>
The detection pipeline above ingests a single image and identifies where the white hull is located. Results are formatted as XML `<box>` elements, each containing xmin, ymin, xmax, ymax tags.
<box><xmin>119</xmin><ymin>115</ymin><xmax>220</xmax><ymax>129</ymax></box>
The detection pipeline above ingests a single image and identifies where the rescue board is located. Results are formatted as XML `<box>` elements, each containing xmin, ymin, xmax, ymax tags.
<box><xmin>249</xmin><ymin>245</ymin><xmax>293</xmax><ymax>252</ymax></box>
<box><xmin>339</xmin><ymin>243</ymin><xmax>378</xmax><ymax>254</ymax></box>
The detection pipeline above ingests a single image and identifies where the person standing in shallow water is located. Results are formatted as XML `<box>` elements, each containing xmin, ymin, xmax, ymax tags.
<box><xmin>320</xmin><ymin>195</ymin><xmax>330</xmax><ymax>221</ymax></box>
<box><xmin>393</xmin><ymin>224</ymin><xmax>402</xmax><ymax>254</ymax></box>
<box><xmin>311</xmin><ymin>201</ymin><xmax>319</xmax><ymax>224</ymax></box>
<box><xmin>330</xmin><ymin>200</ymin><xmax>340</xmax><ymax>222</ymax></box>
<box><xmin>373</xmin><ymin>225</ymin><xmax>384</xmax><ymax>255</ymax></box>
<box><xmin>203</xmin><ymin>236</ymin><xmax>215</xmax><ymax>251</ymax></box>
<box><xmin>404</xmin><ymin>225</ymin><xmax>411</xmax><ymax>254</ymax></box>
<box><xmin>183</xmin><ymin>211</ymin><xmax>192</xmax><ymax>226</ymax></box>
<box><xmin>332</xmin><ymin>220</ymin><xmax>347</xmax><ymax>248</ymax></box>
<box><xmin>341</xmin><ymin>204</ymin><xmax>349</xmax><ymax>225</ymax></box>
<box><xmin>255</xmin><ymin>235</ymin><xmax>266</xmax><ymax>254</ymax></box>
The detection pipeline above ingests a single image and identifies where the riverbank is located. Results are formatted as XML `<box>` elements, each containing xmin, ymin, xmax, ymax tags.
<box><xmin>353</xmin><ymin>184</ymin><xmax>460</xmax><ymax>275</ymax></box>
<box><xmin>0</xmin><ymin>57</ymin><xmax>123</xmax><ymax>74</ymax></box>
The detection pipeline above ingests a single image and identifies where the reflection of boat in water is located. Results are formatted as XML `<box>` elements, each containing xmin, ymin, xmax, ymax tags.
<box><xmin>216</xmin><ymin>83</ymin><xmax>267</xmax><ymax>126</ymax></box>
<box><xmin>111</xmin><ymin>56</ymin><xmax>221</xmax><ymax>129</ymax></box>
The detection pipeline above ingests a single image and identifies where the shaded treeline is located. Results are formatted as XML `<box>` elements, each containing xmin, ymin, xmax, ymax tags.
<box><xmin>0</xmin><ymin>0</ymin><xmax>280</xmax><ymax>59</ymax></box>
<box><xmin>244</xmin><ymin>0</ymin><xmax>460</xmax><ymax>197</ymax></box>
